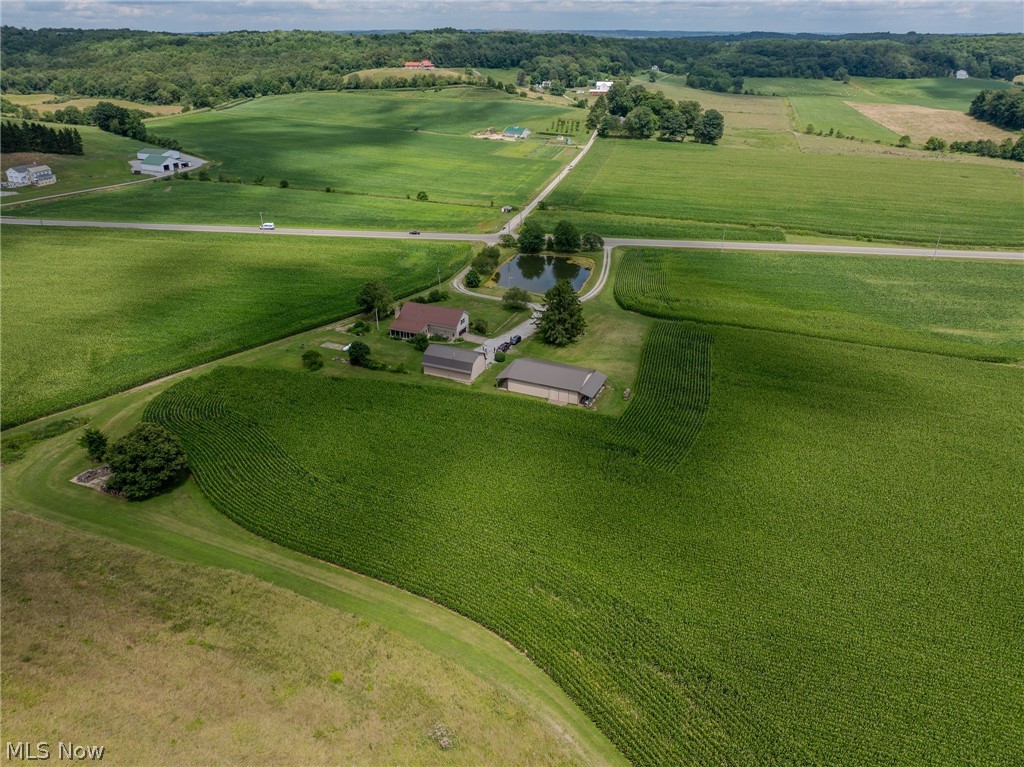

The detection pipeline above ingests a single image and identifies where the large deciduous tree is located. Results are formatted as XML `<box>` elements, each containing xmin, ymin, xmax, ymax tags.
<box><xmin>517</xmin><ymin>218</ymin><xmax>545</xmax><ymax>254</ymax></box>
<box><xmin>105</xmin><ymin>423</ymin><xmax>189</xmax><ymax>500</ymax></box>
<box><xmin>624</xmin><ymin>106</ymin><xmax>659</xmax><ymax>138</ymax></box>
<box><xmin>553</xmin><ymin>219</ymin><xmax>581</xmax><ymax>252</ymax></box>
<box><xmin>693</xmin><ymin>108</ymin><xmax>725</xmax><ymax>144</ymax></box>
<box><xmin>355</xmin><ymin>280</ymin><xmax>393</xmax><ymax>317</ymax></box>
<box><xmin>537</xmin><ymin>278</ymin><xmax>586</xmax><ymax>347</ymax></box>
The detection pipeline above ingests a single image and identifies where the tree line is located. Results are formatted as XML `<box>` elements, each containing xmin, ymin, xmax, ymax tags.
<box><xmin>0</xmin><ymin>119</ymin><xmax>83</xmax><ymax>154</ymax></box>
<box><xmin>968</xmin><ymin>88</ymin><xmax>1024</xmax><ymax>131</ymax></box>
<box><xmin>1</xmin><ymin>27</ymin><xmax>1020</xmax><ymax>107</ymax></box>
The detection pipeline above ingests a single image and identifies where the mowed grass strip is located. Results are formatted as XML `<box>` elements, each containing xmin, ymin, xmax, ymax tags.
<box><xmin>1</xmin><ymin>510</ymin><xmax>591</xmax><ymax>766</ymax></box>
<box><xmin>614</xmin><ymin>248</ymin><xmax>1024</xmax><ymax>361</ymax></box>
<box><xmin>0</xmin><ymin>227</ymin><xmax>469</xmax><ymax>427</ymax></box>
<box><xmin>545</xmin><ymin>139</ymin><xmax>1023</xmax><ymax>246</ymax></box>
<box><xmin>148</xmin><ymin>325</ymin><xmax>1024</xmax><ymax>767</ymax></box>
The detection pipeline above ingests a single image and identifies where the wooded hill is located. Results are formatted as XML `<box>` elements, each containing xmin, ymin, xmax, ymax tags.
<box><xmin>1</xmin><ymin>27</ymin><xmax>1021</xmax><ymax>107</ymax></box>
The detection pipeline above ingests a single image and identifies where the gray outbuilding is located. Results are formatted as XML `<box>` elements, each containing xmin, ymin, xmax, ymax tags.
<box><xmin>423</xmin><ymin>344</ymin><xmax>486</xmax><ymax>384</ymax></box>
<box><xmin>497</xmin><ymin>358</ymin><xmax>607</xmax><ymax>406</ymax></box>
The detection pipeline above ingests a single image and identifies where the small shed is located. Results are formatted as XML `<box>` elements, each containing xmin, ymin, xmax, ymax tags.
<box><xmin>497</xmin><ymin>358</ymin><xmax>607</xmax><ymax>406</ymax></box>
<box><xmin>423</xmin><ymin>344</ymin><xmax>485</xmax><ymax>384</ymax></box>
<box><xmin>955</xmin><ymin>69</ymin><xmax>969</xmax><ymax>79</ymax></box>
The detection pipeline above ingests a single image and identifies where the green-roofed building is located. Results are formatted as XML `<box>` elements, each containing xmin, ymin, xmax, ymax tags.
<box><xmin>502</xmin><ymin>126</ymin><xmax>531</xmax><ymax>138</ymax></box>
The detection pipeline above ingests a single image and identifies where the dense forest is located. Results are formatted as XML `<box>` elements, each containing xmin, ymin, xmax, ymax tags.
<box><xmin>1</xmin><ymin>27</ymin><xmax>1021</xmax><ymax>106</ymax></box>
<box><xmin>0</xmin><ymin>120</ymin><xmax>83</xmax><ymax>154</ymax></box>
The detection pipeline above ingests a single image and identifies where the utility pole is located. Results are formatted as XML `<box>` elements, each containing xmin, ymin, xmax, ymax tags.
<box><xmin>437</xmin><ymin>266</ymin><xmax>441</xmax><ymax>286</ymax></box>
<box><xmin>259</xmin><ymin>211</ymin><xmax>264</xmax><ymax>225</ymax></box>
<box><xmin>374</xmin><ymin>306</ymin><xmax>379</xmax><ymax>332</ymax></box>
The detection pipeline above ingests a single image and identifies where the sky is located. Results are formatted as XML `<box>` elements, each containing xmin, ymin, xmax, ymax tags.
<box><xmin>1</xmin><ymin>0</ymin><xmax>1021</xmax><ymax>35</ymax></box>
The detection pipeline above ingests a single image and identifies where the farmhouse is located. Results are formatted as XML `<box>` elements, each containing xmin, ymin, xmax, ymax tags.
<box><xmin>497</xmin><ymin>358</ymin><xmax>607</xmax><ymax>406</ymax></box>
<box><xmin>589</xmin><ymin>81</ymin><xmax>614</xmax><ymax>95</ymax></box>
<box><xmin>955</xmin><ymin>69</ymin><xmax>969</xmax><ymax>79</ymax></box>
<box><xmin>503</xmin><ymin>126</ymin><xmax>531</xmax><ymax>139</ymax></box>
<box><xmin>5</xmin><ymin>164</ymin><xmax>57</xmax><ymax>187</ymax></box>
<box><xmin>422</xmin><ymin>344</ymin><xmax>485</xmax><ymax>384</ymax></box>
<box><xmin>404</xmin><ymin>60</ymin><xmax>436</xmax><ymax>69</ymax></box>
<box><xmin>389</xmin><ymin>301</ymin><xmax>469</xmax><ymax>339</ymax></box>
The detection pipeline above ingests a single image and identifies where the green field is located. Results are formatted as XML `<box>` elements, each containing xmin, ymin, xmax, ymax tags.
<box><xmin>788</xmin><ymin>95</ymin><xmax>900</xmax><ymax>142</ymax></box>
<box><xmin>0</xmin><ymin>227</ymin><xmax>470</xmax><ymax>427</ymax></box>
<box><xmin>140</xmin><ymin>89</ymin><xmax>585</xmax><ymax>205</ymax></box>
<box><xmin>0</xmin><ymin>385</ymin><xmax>624</xmax><ymax>767</ymax></box>
<box><xmin>4</xmin><ymin>180</ymin><xmax>507</xmax><ymax>232</ymax></box>
<box><xmin>147</xmin><ymin>320</ymin><xmax>1024</xmax><ymax>766</ymax></box>
<box><xmin>0</xmin><ymin>125</ymin><xmax>148</xmax><ymax>202</ymax></box>
<box><xmin>543</xmin><ymin>139</ymin><xmax>1024</xmax><ymax>246</ymax></box>
<box><xmin>614</xmin><ymin>248</ymin><xmax>1024</xmax><ymax>361</ymax></box>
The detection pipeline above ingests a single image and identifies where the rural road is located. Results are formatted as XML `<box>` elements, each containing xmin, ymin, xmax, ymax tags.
<box><xmin>5</xmin><ymin>217</ymin><xmax>1020</xmax><ymax>261</ymax></box>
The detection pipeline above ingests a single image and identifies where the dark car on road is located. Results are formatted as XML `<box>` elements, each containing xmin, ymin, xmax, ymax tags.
<box><xmin>498</xmin><ymin>342</ymin><xmax>512</xmax><ymax>353</ymax></box>
<box><xmin>510</xmin><ymin>335</ymin><xmax>522</xmax><ymax>345</ymax></box>
<box><xmin>409</xmin><ymin>230</ymin><xmax>420</xmax><ymax>235</ymax></box>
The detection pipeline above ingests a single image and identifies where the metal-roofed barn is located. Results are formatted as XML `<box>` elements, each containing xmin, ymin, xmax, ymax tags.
<box><xmin>497</xmin><ymin>358</ymin><xmax>607</xmax><ymax>406</ymax></box>
<box><xmin>423</xmin><ymin>344</ymin><xmax>485</xmax><ymax>384</ymax></box>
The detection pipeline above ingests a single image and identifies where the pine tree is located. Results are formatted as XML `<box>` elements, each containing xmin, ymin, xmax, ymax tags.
<box><xmin>537</xmin><ymin>278</ymin><xmax>586</xmax><ymax>347</ymax></box>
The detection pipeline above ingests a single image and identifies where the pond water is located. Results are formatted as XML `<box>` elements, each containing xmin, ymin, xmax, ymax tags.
<box><xmin>494</xmin><ymin>254</ymin><xmax>591</xmax><ymax>294</ymax></box>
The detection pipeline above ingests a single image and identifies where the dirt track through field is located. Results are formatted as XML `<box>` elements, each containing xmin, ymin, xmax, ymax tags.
<box><xmin>846</xmin><ymin>102</ymin><xmax>1016</xmax><ymax>143</ymax></box>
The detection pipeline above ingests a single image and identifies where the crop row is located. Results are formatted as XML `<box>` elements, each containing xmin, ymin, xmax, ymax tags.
<box><xmin>608</xmin><ymin>322</ymin><xmax>713</xmax><ymax>471</ymax></box>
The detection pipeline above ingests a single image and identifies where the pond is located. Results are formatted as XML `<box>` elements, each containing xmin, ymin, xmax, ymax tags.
<box><xmin>494</xmin><ymin>254</ymin><xmax>592</xmax><ymax>294</ymax></box>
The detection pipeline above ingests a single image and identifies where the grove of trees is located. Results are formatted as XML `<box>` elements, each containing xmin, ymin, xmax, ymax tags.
<box><xmin>969</xmin><ymin>88</ymin><xmax>1024</xmax><ymax>131</ymax></box>
<box><xmin>0</xmin><ymin>119</ymin><xmax>83</xmax><ymax>154</ymax></box>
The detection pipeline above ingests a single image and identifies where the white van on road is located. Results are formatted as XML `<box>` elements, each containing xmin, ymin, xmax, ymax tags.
<box><xmin>259</xmin><ymin>222</ymin><xmax>275</xmax><ymax>230</ymax></box>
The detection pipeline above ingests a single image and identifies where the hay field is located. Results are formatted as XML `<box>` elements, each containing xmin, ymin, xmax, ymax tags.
<box><xmin>847</xmin><ymin>101</ymin><xmax>1018</xmax><ymax>143</ymax></box>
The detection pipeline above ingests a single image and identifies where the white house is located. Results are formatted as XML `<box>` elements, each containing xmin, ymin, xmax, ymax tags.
<box><xmin>5</xmin><ymin>164</ymin><xmax>57</xmax><ymax>187</ymax></box>
<box><xmin>589</xmin><ymin>81</ymin><xmax>614</xmax><ymax>95</ymax></box>
<box><xmin>955</xmin><ymin>69</ymin><xmax>969</xmax><ymax>79</ymax></box>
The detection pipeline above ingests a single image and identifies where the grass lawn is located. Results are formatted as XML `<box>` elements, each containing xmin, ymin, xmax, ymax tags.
<box><xmin>0</xmin><ymin>510</ymin><xmax>597</xmax><ymax>765</ymax></box>
<box><xmin>0</xmin><ymin>227</ymin><xmax>471</xmax><ymax>427</ymax></box>
<box><xmin>0</xmin><ymin>388</ymin><xmax>624</xmax><ymax>767</ymax></box>
<box><xmin>146</xmin><ymin>324</ymin><xmax>1024</xmax><ymax>767</ymax></box>
<box><xmin>0</xmin><ymin>125</ymin><xmax>150</xmax><ymax>203</ymax></box>
<box><xmin>614</xmin><ymin>248</ymin><xmax>1024</xmax><ymax>361</ymax></box>
<box><xmin>543</xmin><ymin>139</ymin><xmax>1024</xmax><ymax>247</ymax></box>
<box><xmin>745</xmin><ymin>76</ymin><xmax>1016</xmax><ymax>111</ymax></box>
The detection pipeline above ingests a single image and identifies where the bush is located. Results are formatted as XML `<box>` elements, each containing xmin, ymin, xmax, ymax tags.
<box><xmin>392</xmin><ymin>363</ymin><xmax>409</xmax><ymax>374</ymax></box>
<box><xmin>502</xmin><ymin>286</ymin><xmax>531</xmax><ymax>311</ymax></box>
<box><xmin>470</xmin><ymin>318</ymin><xmax>489</xmax><ymax>334</ymax></box>
<box><xmin>465</xmin><ymin>270</ymin><xmax>481</xmax><ymax>288</ymax></box>
<box><xmin>363</xmin><ymin>358</ymin><xmax>387</xmax><ymax>371</ymax></box>
<box><xmin>427</xmin><ymin>288</ymin><xmax>449</xmax><ymax>303</ymax></box>
<box><xmin>78</xmin><ymin>427</ymin><xmax>108</xmax><ymax>462</ymax></box>
<box><xmin>349</xmin><ymin>320</ymin><xmax>371</xmax><ymax>335</ymax></box>
<box><xmin>924</xmin><ymin>136</ymin><xmax>947</xmax><ymax>151</ymax></box>
<box><xmin>279</xmin><ymin>179</ymin><xmax>289</xmax><ymax>188</ymax></box>
<box><xmin>416</xmin><ymin>191</ymin><xmax>428</xmax><ymax>201</ymax></box>
<box><xmin>494</xmin><ymin>350</ymin><xmax>506</xmax><ymax>363</ymax></box>
<box><xmin>348</xmin><ymin>341</ymin><xmax>371</xmax><ymax>367</ymax></box>
<box><xmin>897</xmin><ymin>135</ymin><xmax>911</xmax><ymax>147</ymax></box>
<box><xmin>410</xmin><ymin>332</ymin><xmax>430</xmax><ymax>352</ymax></box>
<box><xmin>301</xmin><ymin>349</ymin><xmax>323</xmax><ymax>371</ymax></box>
<box><xmin>105</xmin><ymin>423</ymin><xmax>188</xmax><ymax>500</ymax></box>
<box><xmin>499</xmin><ymin>234</ymin><xmax>517</xmax><ymax>248</ymax></box>
<box><xmin>581</xmin><ymin>232</ymin><xmax>604</xmax><ymax>251</ymax></box>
